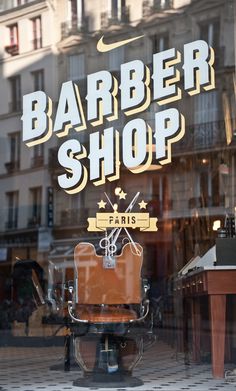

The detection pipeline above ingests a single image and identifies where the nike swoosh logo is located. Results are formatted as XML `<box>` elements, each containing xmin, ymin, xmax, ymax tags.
<box><xmin>97</xmin><ymin>35</ymin><xmax>144</xmax><ymax>52</ymax></box>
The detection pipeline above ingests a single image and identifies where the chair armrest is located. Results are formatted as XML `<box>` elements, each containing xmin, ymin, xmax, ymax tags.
<box><xmin>129</xmin><ymin>299</ymin><xmax>150</xmax><ymax>323</ymax></box>
<box><xmin>68</xmin><ymin>302</ymin><xmax>89</xmax><ymax>324</ymax></box>
<box><xmin>66</xmin><ymin>284</ymin><xmax>89</xmax><ymax>324</ymax></box>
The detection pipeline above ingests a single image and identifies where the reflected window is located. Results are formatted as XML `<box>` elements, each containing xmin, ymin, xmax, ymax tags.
<box><xmin>200</xmin><ymin>19</ymin><xmax>220</xmax><ymax>48</ymax></box>
<box><xmin>194</xmin><ymin>91</ymin><xmax>219</xmax><ymax>125</ymax></box>
<box><xmin>9</xmin><ymin>132</ymin><xmax>20</xmax><ymax>164</ymax></box>
<box><xmin>194</xmin><ymin>91</ymin><xmax>219</xmax><ymax>148</ymax></box>
<box><xmin>199</xmin><ymin>19</ymin><xmax>221</xmax><ymax>67</ymax></box>
<box><xmin>5</xmin><ymin>23</ymin><xmax>19</xmax><ymax>56</ymax></box>
<box><xmin>152</xmin><ymin>33</ymin><xmax>169</xmax><ymax>54</ymax></box>
<box><xmin>101</xmin><ymin>0</ymin><xmax>129</xmax><ymax>27</ymax></box>
<box><xmin>9</xmin><ymin>23</ymin><xmax>18</xmax><ymax>45</ymax></box>
<box><xmin>31</xmin><ymin>144</ymin><xmax>44</xmax><ymax>168</ymax></box>
<box><xmin>28</xmin><ymin>187</ymin><xmax>42</xmax><ymax>227</ymax></box>
<box><xmin>32</xmin><ymin>16</ymin><xmax>42</xmax><ymax>49</ymax></box>
<box><xmin>8</xmin><ymin>75</ymin><xmax>21</xmax><ymax>112</ymax></box>
<box><xmin>6</xmin><ymin>191</ymin><xmax>19</xmax><ymax>230</ymax></box>
<box><xmin>5</xmin><ymin>132</ymin><xmax>20</xmax><ymax>173</ymax></box>
<box><xmin>70</xmin><ymin>0</ymin><xmax>84</xmax><ymax>28</ymax></box>
<box><xmin>68</xmin><ymin>53</ymin><xmax>85</xmax><ymax>80</ymax></box>
<box><xmin>109</xmin><ymin>45</ymin><xmax>124</xmax><ymax>70</ymax></box>
<box><xmin>152</xmin><ymin>0</ymin><xmax>173</xmax><ymax>10</ymax></box>
<box><xmin>0</xmin><ymin>0</ymin><xmax>34</xmax><ymax>10</ymax></box>
<box><xmin>32</xmin><ymin>69</ymin><xmax>44</xmax><ymax>91</ymax></box>
<box><xmin>9</xmin><ymin>132</ymin><xmax>21</xmax><ymax>168</ymax></box>
<box><xmin>111</xmin><ymin>0</ymin><xmax>127</xmax><ymax>20</ymax></box>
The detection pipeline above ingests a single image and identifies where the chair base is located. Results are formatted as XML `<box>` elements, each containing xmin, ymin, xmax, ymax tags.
<box><xmin>73</xmin><ymin>373</ymin><xmax>143</xmax><ymax>388</ymax></box>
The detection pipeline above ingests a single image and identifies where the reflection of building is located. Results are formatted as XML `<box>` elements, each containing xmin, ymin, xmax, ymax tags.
<box><xmin>0</xmin><ymin>0</ymin><xmax>61</xmax><ymax>290</ymax></box>
<box><xmin>0</xmin><ymin>0</ymin><xmax>235</xmax><ymax>301</ymax></box>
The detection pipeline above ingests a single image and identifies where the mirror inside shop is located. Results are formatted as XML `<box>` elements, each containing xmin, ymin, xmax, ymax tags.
<box><xmin>0</xmin><ymin>0</ymin><xmax>236</xmax><ymax>390</ymax></box>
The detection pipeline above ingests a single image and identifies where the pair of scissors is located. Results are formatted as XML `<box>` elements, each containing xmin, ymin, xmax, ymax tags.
<box><xmin>99</xmin><ymin>191</ymin><xmax>140</xmax><ymax>254</ymax></box>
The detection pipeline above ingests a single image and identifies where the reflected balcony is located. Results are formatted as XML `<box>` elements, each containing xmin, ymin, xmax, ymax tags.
<box><xmin>58</xmin><ymin>208</ymin><xmax>89</xmax><ymax>228</ymax></box>
<box><xmin>5</xmin><ymin>220</ymin><xmax>18</xmax><ymax>230</ymax></box>
<box><xmin>101</xmin><ymin>6</ymin><xmax>130</xmax><ymax>29</ymax></box>
<box><xmin>61</xmin><ymin>17</ymin><xmax>89</xmax><ymax>39</ymax></box>
<box><xmin>142</xmin><ymin>0</ymin><xmax>173</xmax><ymax>16</ymax></box>
<box><xmin>152</xmin><ymin>0</ymin><xmax>173</xmax><ymax>10</ymax></box>
<box><xmin>27</xmin><ymin>215</ymin><xmax>41</xmax><ymax>228</ymax></box>
<box><xmin>4</xmin><ymin>44</ymin><xmax>19</xmax><ymax>56</ymax></box>
<box><xmin>31</xmin><ymin>155</ymin><xmax>44</xmax><ymax>168</ymax></box>
<box><xmin>188</xmin><ymin>195</ymin><xmax>226</xmax><ymax>209</ymax></box>
<box><xmin>174</xmin><ymin>120</ymin><xmax>228</xmax><ymax>155</ymax></box>
<box><xmin>5</xmin><ymin>160</ymin><xmax>20</xmax><ymax>174</ymax></box>
<box><xmin>32</xmin><ymin>38</ymin><xmax>42</xmax><ymax>50</ymax></box>
<box><xmin>9</xmin><ymin>100</ymin><xmax>21</xmax><ymax>113</ymax></box>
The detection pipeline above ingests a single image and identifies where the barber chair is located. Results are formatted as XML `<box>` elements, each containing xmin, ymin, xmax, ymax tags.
<box><xmin>67</xmin><ymin>241</ymin><xmax>150</xmax><ymax>388</ymax></box>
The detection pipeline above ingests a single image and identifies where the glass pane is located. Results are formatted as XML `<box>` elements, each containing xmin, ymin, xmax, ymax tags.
<box><xmin>0</xmin><ymin>0</ymin><xmax>236</xmax><ymax>389</ymax></box>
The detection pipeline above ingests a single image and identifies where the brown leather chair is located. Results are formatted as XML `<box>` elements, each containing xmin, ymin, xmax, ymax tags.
<box><xmin>67</xmin><ymin>241</ymin><xmax>150</xmax><ymax>387</ymax></box>
<box><xmin>68</xmin><ymin>242</ymin><xmax>149</xmax><ymax>324</ymax></box>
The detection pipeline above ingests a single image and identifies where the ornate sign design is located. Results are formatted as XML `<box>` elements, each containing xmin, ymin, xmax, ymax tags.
<box><xmin>87</xmin><ymin>188</ymin><xmax>157</xmax><ymax>255</ymax></box>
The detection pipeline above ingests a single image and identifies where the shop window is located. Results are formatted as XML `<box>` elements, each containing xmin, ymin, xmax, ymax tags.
<box><xmin>5</xmin><ymin>23</ymin><xmax>19</xmax><ymax>55</ymax></box>
<box><xmin>32</xmin><ymin>69</ymin><xmax>44</xmax><ymax>91</ymax></box>
<box><xmin>68</xmin><ymin>53</ymin><xmax>85</xmax><ymax>81</ymax></box>
<box><xmin>28</xmin><ymin>187</ymin><xmax>42</xmax><ymax>227</ymax></box>
<box><xmin>8</xmin><ymin>75</ymin><xmax>21</xmax><ymax>112</ymax></box>
<box><xmin>6</xmin><ymin>191</ymin><xmax>19</xmax><ymax>230</ymax></box>
<box><xmin>32</xmin><ymin>16</ymin><xmax>42</xmax><ymax>49</ymax></box>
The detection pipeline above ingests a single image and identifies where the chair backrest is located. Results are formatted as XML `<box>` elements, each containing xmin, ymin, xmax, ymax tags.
<box><xmin>74</xmin><ymin>242</ymin><xmax>143</xmax><ymax>305</ymax></box>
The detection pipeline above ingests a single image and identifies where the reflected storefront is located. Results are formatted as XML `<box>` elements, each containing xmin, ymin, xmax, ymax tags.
<box><xmin>0</xmin><ymin>0</ymin><xmax>236</xmax><ymax>389</ymax></box>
